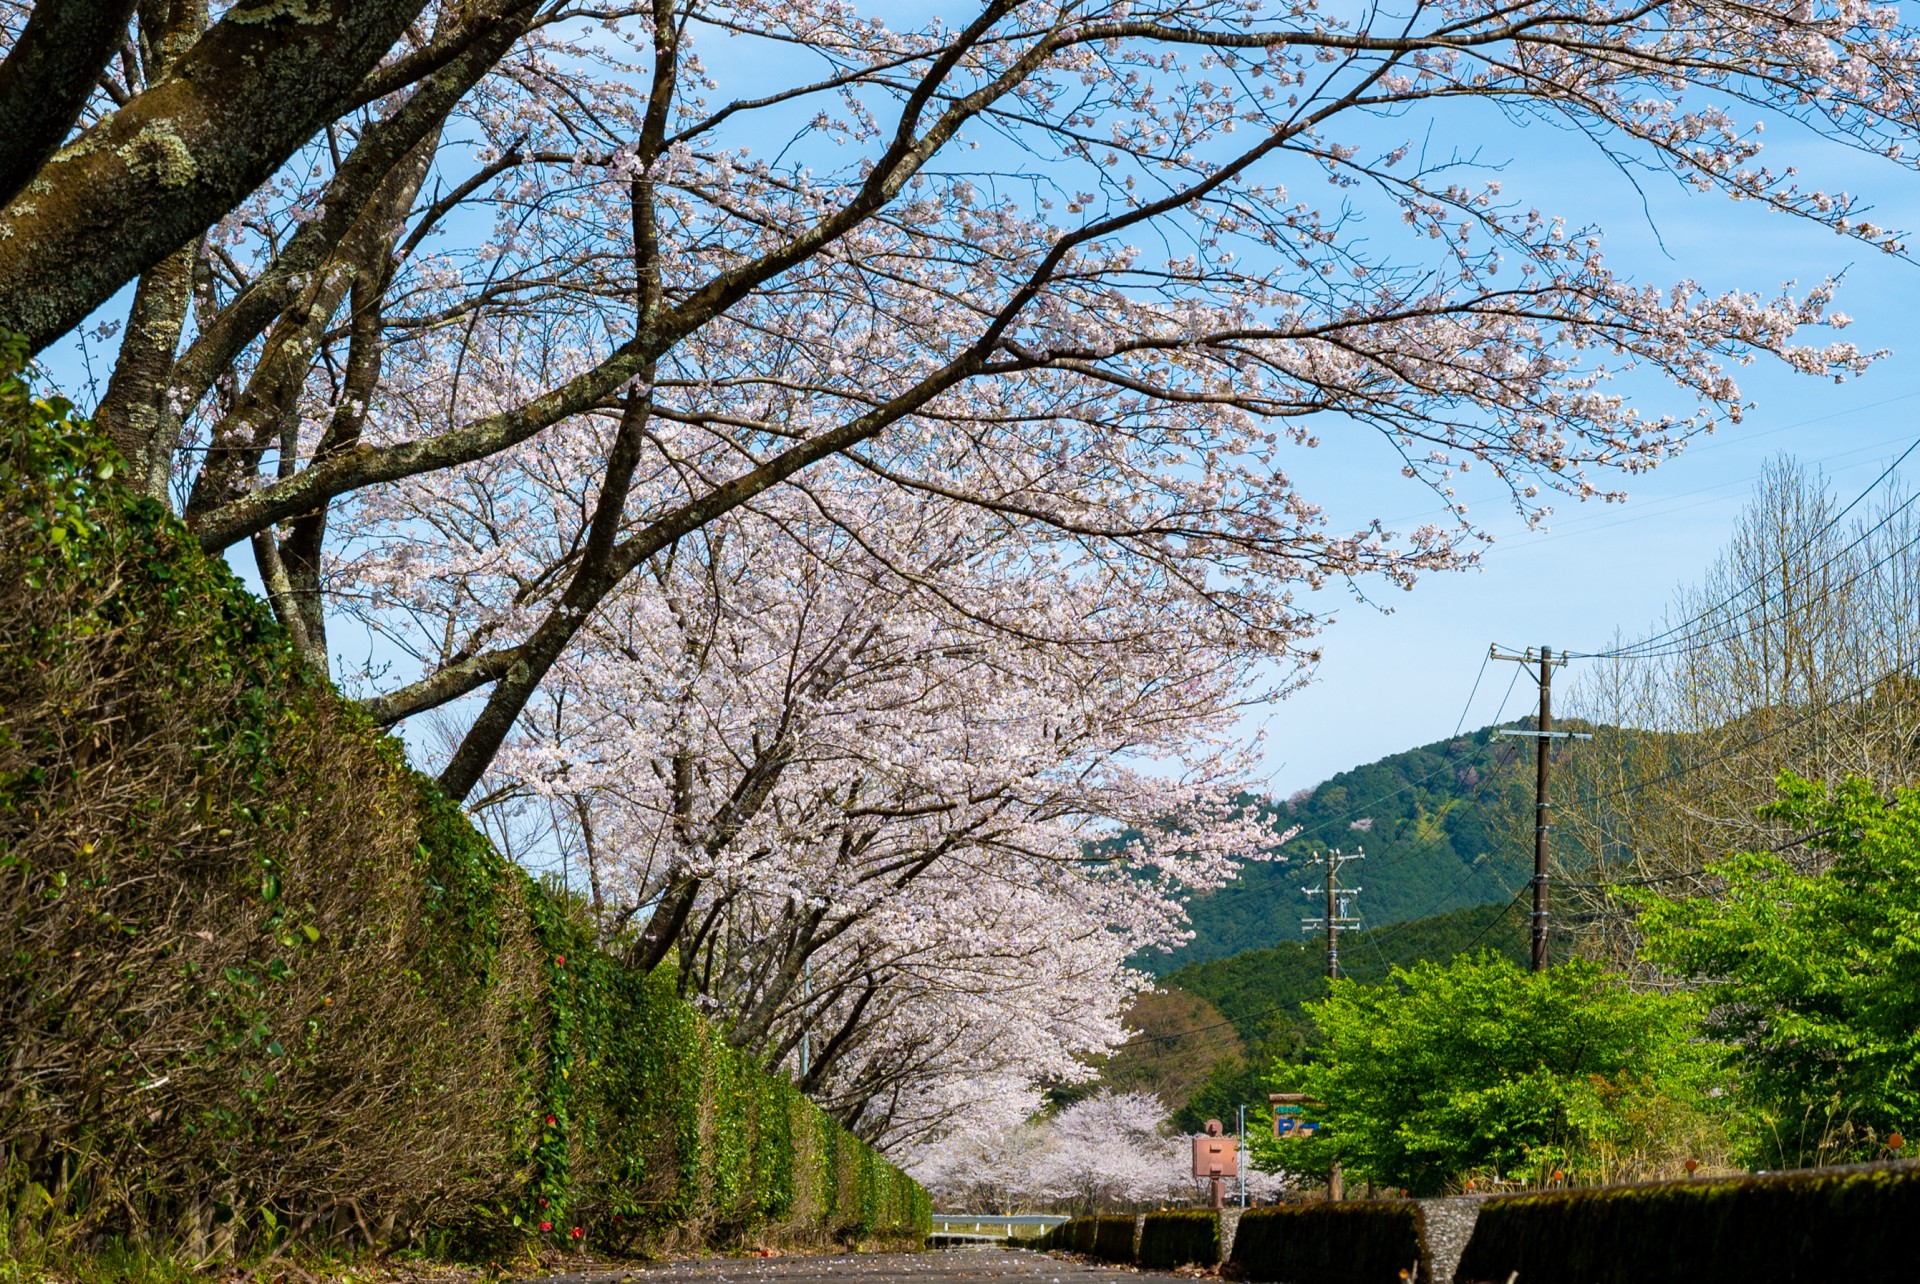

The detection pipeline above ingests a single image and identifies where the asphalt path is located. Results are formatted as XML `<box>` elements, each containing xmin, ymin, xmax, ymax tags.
<box><xmin>527</xmin><ymin>1248</ymin><xmax>1191</xmax><ymax>1284</ymax></box>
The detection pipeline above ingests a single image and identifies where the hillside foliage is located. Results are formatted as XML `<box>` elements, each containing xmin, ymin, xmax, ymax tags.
<box><xmin>1149</xmin><ymin>728</ymin><xmax>1586</xmax><ymax>973</ymax></box>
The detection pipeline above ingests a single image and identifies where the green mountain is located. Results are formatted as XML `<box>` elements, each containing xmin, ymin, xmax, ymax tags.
<box><xmin>1145</xmin><ymin>721</ymin><xmax>1577</xmax><ymax>976</ymax></box>
<box><xmin>1164</xmin><ymin>899</ymin><xmax>1533</xmax><ymax>1047</ymax></box>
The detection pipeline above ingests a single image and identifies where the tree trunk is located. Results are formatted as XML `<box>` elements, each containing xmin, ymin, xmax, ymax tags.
<box><xmin>0</xmin><ymin>0</ymin><xmax>434</xmax><ymax>352</ymax></box>
<box><xmin>0</xmin><ymin>0</ymin><xmax>140</xmax><ymax>209</ymax></box>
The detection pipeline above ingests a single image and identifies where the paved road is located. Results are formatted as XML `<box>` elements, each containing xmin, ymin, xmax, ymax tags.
<box><xmin>530</xmin><ymin>1248</ymin><xmax>1191</xmax><ymax>1284</ymax></box>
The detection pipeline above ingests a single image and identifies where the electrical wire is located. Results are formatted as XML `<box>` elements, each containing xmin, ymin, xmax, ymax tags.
<box><xmin>1582</xmin><ymin>486</ymin><xmax>1920</xmax><ymax>669</ymax></box>
<box><xmin>1567</xmin><ymin>437</ymin><xmax>1920</xmax><ymax>662</ymax></box>
<box><xmin>1351</xmin><ymin>663</ymin><xmax>1525</xmax><ymax>882</ymax></box>
<box><xmin>1454</xmin><ymin>650</ymin><xmax>1492</xmax><ymax>738</ymax></box>
<box><xmin>1497</xmin><ymin>425</ymin><xmax>1920</xmax><ymax>556</ymax></box>
<box><xmin>1569</xmin><ymin>656</ymin><xmax>1914</xmax><ymax>809</ymax></box>
<box><xmin>1455</xmin><ymin>887</ymin><xmax>1527</xmax><ymax>957</ymax></box>
<box><xmin>1295</xmin><ymin>662</ymin><xmax>1532</xmax><ymax>974</ymax></box>
<box><xmin>1275</xmin><ymin>658</ymin><xmax>1523</xmax><ymax>866</ymax></box>
<box><xmin>1123</xmin><ymin>643</ymin><xmax>1609</xmax><ymax>1053</ymax></box>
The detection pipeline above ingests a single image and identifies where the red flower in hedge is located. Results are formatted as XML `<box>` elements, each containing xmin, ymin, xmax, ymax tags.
<box><xmin>555</xmin><ymin>955</ymin><xmax>566</xmax><ymax>967</ymax></box>
<box><xmin>570</xmin><ymin>1227</ymin><xmax>584</xmax><ymax>1240</ymax></box>
<box><xmin>539</xmin><ymin>1198</ymin><xmax>548</xmax><ymax>1208</ymax></box>
<box><xmin>539</xmin><ymin>1221</ymin><xmax>553</xmax><ymax>1233</ymax></box>
<box><xmin>544</xmin><ymin>1114</ymin><xmax>557</xmax><ymax>1127</ymax></box>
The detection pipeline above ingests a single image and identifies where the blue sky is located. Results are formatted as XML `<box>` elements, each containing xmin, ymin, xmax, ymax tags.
<box><xmin>1247</xmin><ymin>115</ymin><xmax>1920</xmax><ymax>794</ymax></box>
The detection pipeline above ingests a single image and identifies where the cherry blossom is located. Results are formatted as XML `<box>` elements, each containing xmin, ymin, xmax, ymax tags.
<box><xmin>35</xmin><ymin>0</ymin><xmax>1920</xmax><ymax>1153</ymax></box>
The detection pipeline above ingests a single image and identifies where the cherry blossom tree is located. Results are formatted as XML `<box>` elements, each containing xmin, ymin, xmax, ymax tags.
<box><xmin>19</xmin><ymin>0</ymin><xmax>1913</xmax><ymax>816</ymax></box>
<box><xmin>19</xmin><ymin>0</ymin><xmax>1919</xmax><ymax>1147</ymax></box>
<box><xmin>0</xmin><ymin>0</ymin><xmax>541</xmax><ymax>347</ymax></box>
<box><xmin>405</xmin><ymin>437</ymin><xmax>1288</xmax><ymax>1139</ymax></box>
<box><xmin>908</xmin><ymin>1090</ymin><xmax>1293</xmax><ymax>1211</ymax></box>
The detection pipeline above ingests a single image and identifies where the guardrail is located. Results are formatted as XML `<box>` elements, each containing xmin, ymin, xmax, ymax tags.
<box><xmin>930</xmin><ymin>1213</ymin><xmax>1072</xmax><ymax>1239</ymax></box>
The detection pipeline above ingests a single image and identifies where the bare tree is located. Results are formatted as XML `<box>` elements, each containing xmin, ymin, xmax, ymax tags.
<box><xmin>1563</xmin><ymin>458</ymin><xmax>1920</xmax><ymax>964</ymax></box>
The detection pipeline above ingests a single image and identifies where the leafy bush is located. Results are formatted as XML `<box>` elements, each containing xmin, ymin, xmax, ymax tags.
<box><xmin>1137</xmin><ymin>1210</ymin><xmax>1219</xmax><ymax>1269</ymax></box>
<box><xmin>1453</xmin><ymin>1162</ymin><xmax>1920</xmax><ymax>1284</ymax></box>
<box><xmin>0</xmin><ymin>345</ymin><xmax>926</xmax><ymax>1260</ymax></box>
<box><xmin>0</xmin><ymin>339</ymin><xmax>542</xmax><ymax>1256</ymax></box>
<box><xmin>1265</xmin><ymin>952</ymin><xmax>1724</xmax><ymax>1193</ymax></box>
<box><xmin>1043</xmin><ymin>1216</ymin><xmax>1098</xmax><ymax>1253</ymax></box>
<box><xmin>1634</xmin><ymin>773</ymin><xmax>1920</xmax><ymax>1167</ymax></box>
<box><xmin>1229</xmin><ymin>1203</ymin><xmax>1428</xmax><ymax>1284</ymax></box>
<box><xmin>1091</xmin><ymin>1214</ymin><xmax>1137</xmax><ymax>1262</ymax></box>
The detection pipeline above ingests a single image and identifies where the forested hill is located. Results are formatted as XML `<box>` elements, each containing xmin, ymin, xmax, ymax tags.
<box><xmin>1145</xmin><ymin>721</ymin><xmax>1590</xmax><ymax>974</ymax></box>
<box><xmin>1107</xmin><ymin>900</ymin><xmax>1535</xmax><ymax>1131</ymax></box>
<box><xmin>1162</xmin><ymin>899</ymin><xmax>1532</xmax><ymax>1046</ymax></box>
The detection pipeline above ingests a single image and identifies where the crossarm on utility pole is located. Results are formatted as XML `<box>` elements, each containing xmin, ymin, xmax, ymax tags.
<box><xmin>1489</xmin><ymin>644</ymin><xmax>1587</xmax><ymax>973</ymax></box>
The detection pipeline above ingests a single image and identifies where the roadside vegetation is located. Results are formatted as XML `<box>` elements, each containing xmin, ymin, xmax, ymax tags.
<box><xmin>1246</xmin><ymin>463</ymin><xmax>1920</xmax><ymax>1194</ymax></box>
<box><xmin>0</xmin><ymin>347</ymin><xmax>926</xmax><ymax>1276</ymax></box>
<box><xmin>10</xmin><ymin>0</ymin><xmax>1920</xmax><ymax>1243</ymax></box>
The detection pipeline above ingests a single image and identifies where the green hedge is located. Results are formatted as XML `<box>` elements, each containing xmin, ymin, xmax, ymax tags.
<box><xmin>1042</xmin><ymin>1216</ymin><xmax>1099</xmax><ymax>1253</ymax></box>
<box><xmin>1091</xmin><ymin>1214</ymin><xmax>1138</xmax><ymax>1262</ymax></box>
<box><xmin>0</xmin><ymin>345</ymin><xmax>928</xmax><ymax>1259</ymax></box>
<box><xmin>1229</xmin><ymin>1203</ymin><xmax>1429</xmax><ymax>1284</ymax></box>
<box><xmin>1453</xmin><ymin>1163</ymin><xmax>1920</xmax><ymax>1284</ymax></box>
<box><xmin>1138</xmin><ymin>1210</ymin><xmax>1220</xmax><ymax>1269</ymax></box>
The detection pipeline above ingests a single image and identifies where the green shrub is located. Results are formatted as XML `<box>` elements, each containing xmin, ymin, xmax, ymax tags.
<box><xmin>1091</xmin><ymin>1214</ymin><xmax>1137</xmax><ymax>1262</ymax></box>
<box><xmin>1</xmin><ymin>340</ymin><xmax>541</xmax><ymax>1256</ymax></box>
<box><xmin>1453</xmin><ymin>1162</ymin><xmax>1920</xmax><ymax>1284</ymax></box>
<box><xmin>0</xmin><ymin>345</ymin><xmax>925</xmax><ymax>1261</ymax></box>
<box><xmin>1138</xmin><ymin>1210</ymin><xmax>1220</xmax><ymax>1269</ymax></box>
<box><xmin>1044</xmin><ymin>1216</ymin><xmax>1099</xmax><ymax>1253</ymax></box>
<box><xmin>1634</xmin><ymin>774</ymin><xmax>1920</xmax><ymax>1167</ymax></box>
<box><xmin>1229</xmin><ymin>1203</ymin><xmax>1429</xmax><ymax>1284</ymax></box>
<box><xmin>1269</xmin><ymin>953</ymin><xmax>1723</xmax><ymax>1194</ymax></box>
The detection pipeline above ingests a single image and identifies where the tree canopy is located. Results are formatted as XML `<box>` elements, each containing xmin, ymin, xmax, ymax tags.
<box><xmin>1268</xmin><ymin>953</ymin><xmax>1723</xmax><ymax>1194</ymax></box>
<box><xmin>1636</xmin><ymin>773</ymin><xmax>1920</xmax><ymax>1167</ymax></box>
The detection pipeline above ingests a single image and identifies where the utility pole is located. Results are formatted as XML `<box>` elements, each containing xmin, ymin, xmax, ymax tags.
<box><xmin>1297</xmin><ymin>850</ymin><xmax>1361</xmax><ymax>1204</ymax></box>
<box><xmin>1491</xmin><ymin>645</ymin><xmax>1590</xmax><ymax>973</ymax></box>
<box><xmin>1237</xmin><ymin>1104</ymin><xmax>1248</xmax><ymax>1208</ymax></box>
<box><xmin>1301</xmin><ymin>849</ymin><xmax>1363</xmax><ymax>978</ymax></box>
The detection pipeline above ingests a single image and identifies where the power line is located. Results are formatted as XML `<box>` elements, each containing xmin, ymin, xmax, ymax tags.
<box><xmin>1569</xmin><ymin>655</ymin><xmax>1915</xmax><ymax>810</ymax></box>
<box><xmin>1567</xmin><ymin>438</ymin><xmax>1920</xmax><ymax>663</ymax></box>
<box><xmin>1375</xmin><ymin>394</ymin><xmax>1920</xmax><ymax>535</ymax></box>
<box><xmin>1586</xmin><ymin>484</ymin><xmax>1920</xmax><ymax>668</ymax></box>
<box><xmin>1119</xmin><ymin>889</ymin><xmax>1533</xmax><ymax>1053</ymax></box>
<box><xmin>1498</xmin><ymin>424</ymin><xmax>1920</xmax><ymax>556</ymax></box>
<box><xmin>1125</xmin><ymin>642</ymin><xmax>1565</xmax><ymax>1053</ymax></box>
<box><xmin>1457</xmin><ymin>887</ymin><xmax>1527</xmax><ymax>957</ymax></box>
<box><xmin>1302</xmin><ymin>663</ymin><xmax>1535</xmax><ymax>967</ymax></box>
<box><xmin>1284</xmin><ymin>661</ymin><xmax>1527</xmax><ymax>881</ymax></box>
<box><xmin>1575</xmin><ymin>436</ymin><xmax>1918</xmax><ymax>659</ymax></box>
<box><xmin>1454</xmin><ymin>649</ymin><xmax>1492</xmax><ymax>737</ymax></box>
<box><xmin>1268</xmin><ymin>652</ymin><xmax>1517</xmax><ymax>854</ymax></box>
